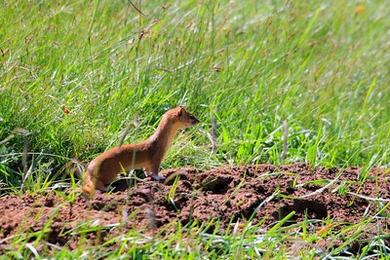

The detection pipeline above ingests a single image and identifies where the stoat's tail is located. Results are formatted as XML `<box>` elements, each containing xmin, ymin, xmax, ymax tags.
<box><xmin>62</xmin><ymin>158</ymin><xmax>85</xmax><ymax>179</ymax></box>
<box><xmin>81</xmin><ymin>169</ymin><xmax>96</xmax><ymax>197</ymax></box>
<box><xmin>62</xmin><ymin>159</ymin><xmax>95</xmax><ymax>197</ymax></box>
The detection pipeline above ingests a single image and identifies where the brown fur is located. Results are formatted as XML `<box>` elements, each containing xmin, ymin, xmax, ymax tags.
<box><xmin>82</xmin><ymin>106</ymin><xmax>199</xmax><ymax>197</ymax></box>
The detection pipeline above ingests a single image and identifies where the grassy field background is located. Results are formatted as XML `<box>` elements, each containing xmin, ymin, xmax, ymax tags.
<box><xmin>0</xmin><ymin>0</ymin><xmax>389</xmax><ymax>257</ymax></box>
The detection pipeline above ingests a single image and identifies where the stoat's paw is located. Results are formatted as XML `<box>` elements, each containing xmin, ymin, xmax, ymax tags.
<box><xmin>151</xmin><ymin>175</ymin><xmax>166</xmax><ymax>182</ymax></box>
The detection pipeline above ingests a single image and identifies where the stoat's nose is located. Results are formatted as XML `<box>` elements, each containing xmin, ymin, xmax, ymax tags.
<box><xmin>191</xmin><ymin>117</ymin><xmax>200</xmax><ymax>125</ymax></box>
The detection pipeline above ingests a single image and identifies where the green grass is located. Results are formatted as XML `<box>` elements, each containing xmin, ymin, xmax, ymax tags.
<box><xmin>2</xmin><ymin>211</ymin><xmax>389</xmax><ymax>258</ymax></box>
<box><xmin>0</xmin><ymin>0</ymin><xmax>389</xmax><ymax>257</ymax></box>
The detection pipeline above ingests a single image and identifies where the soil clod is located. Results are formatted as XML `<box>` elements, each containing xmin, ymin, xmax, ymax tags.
<box><xmin>0</xmin><ymin>164</ymin><xmax>388</xmax><ymax>250</ymax></box>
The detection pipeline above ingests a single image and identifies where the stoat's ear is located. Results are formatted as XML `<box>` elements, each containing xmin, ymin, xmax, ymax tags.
<box><xmin>177</xmin><ymin>106</ymin><xmax>185</xmax><ymax>116</ymax></box>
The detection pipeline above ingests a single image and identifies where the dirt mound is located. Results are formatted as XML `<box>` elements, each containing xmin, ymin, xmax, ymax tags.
<box><xmin>0</xmin><ymin>164</ymin><xmax>389</xmax><ymax>251</ymax></box>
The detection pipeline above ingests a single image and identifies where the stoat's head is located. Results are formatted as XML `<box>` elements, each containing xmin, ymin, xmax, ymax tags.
<box><xmin>168</xmin><ymin>106</ymin><xmax>199</xmax><ymax>129</ymax></box>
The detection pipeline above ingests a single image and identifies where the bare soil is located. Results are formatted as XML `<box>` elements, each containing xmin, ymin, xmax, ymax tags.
<box><xmin>0</xmin><ymin>163</ymin><xmax>389</xmax><ymax>252</ymax></box>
